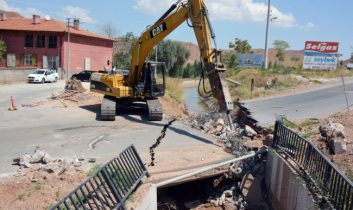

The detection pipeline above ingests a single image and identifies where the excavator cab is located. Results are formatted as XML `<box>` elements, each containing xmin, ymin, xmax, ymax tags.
<box><xmin>142</xmin><ymin>61</ymin><xmax>166</xmax><ymax>98</ymax></box>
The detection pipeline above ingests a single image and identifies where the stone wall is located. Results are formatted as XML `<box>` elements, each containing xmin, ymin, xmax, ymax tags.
<box><xmin>0</xmin><ymin>69</ymin><xmax>35</xmax><ymax>83</ymax></box>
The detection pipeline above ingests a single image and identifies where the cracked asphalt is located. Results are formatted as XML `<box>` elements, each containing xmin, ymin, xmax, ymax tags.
<box><xmin>0</xmin><ymin>81</ymin><xmax>230</xmax><ymax>178</ymax></box>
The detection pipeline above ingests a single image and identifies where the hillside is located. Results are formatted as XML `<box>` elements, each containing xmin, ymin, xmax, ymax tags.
<box><xmin>177</xmin><ymin>43</ymin><xmax>305</xmax><ymax>68</ymax></box>
<box><xmin>113</xmin><ymin>38</ymin><xmax>308</xmax><ymax>68</ymax></box>
<box><xmin>175</xmin><ymin>41</ymin><xmax>200</xmax><ymax>64</ymax></box>
<box><xmin>252</xmin><ymin>48</ymin><xmax>304</xmax><ymax>68</ymax></box>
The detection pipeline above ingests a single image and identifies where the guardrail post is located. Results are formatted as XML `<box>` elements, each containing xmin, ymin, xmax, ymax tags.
<box><xmin>273</xmin><ymin>120</ymin><xmax>280</xmax><ymax>147</ymax></box>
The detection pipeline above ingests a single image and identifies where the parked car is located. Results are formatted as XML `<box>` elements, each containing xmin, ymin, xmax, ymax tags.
<box><xmin>27</xmin><ymin>69</ymin><xmax>59</xmax><ymax>83</ymax></box>
<box><xmin>347</xmin><ymin>63</ymin><xmax>353</xmax><ymax>70</ymax></box>
<box><xmin>71</xmin><ymin>70</ymin><xmax>97</xmax><ymax>81</ymax></box>
<box><xmin>98</xmin><ymin>70</ymin><xmax>109</xmax><ymax>74</ymax></box>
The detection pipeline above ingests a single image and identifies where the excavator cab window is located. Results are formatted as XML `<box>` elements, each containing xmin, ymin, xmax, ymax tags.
<box><xmin>143</xmin><ymin>61</ymin><xmax>166</xmax><ymax>98</ymax></box>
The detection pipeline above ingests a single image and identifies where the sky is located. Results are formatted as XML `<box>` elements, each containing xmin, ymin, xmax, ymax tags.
<box><xmin>1</xmin><ymin>0</ymin><xmax>353</xmax><ymax>59</ymax></box>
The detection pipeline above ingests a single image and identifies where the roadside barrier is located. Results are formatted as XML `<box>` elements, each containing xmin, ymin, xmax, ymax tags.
<box><xmin>51</xmin><ymin>145</ymin><xmax>149</xmax><ymax>210</ymax></box>
<box><xmin>273</xmin><ymin>121</ymin><xmax>353</xmax><ymax>210</ymax></box>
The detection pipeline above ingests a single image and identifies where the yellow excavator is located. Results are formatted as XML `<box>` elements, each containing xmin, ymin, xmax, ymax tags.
<box><xmin>90</xmin><ymin>0</ymin><xmax>234</xmax><ymax>128</ymax></box>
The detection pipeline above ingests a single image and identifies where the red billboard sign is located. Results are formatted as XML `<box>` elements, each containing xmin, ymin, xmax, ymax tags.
<box><xmin>304</xmin><ymin>41</ymin><xmax>339</xmax><ymax>53</ymax></box>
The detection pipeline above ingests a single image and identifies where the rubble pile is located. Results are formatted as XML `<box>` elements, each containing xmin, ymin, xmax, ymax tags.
<box><xmin>187</xmin><ymin>102</ymin><xmax>265</xmax><ymax>156</ymax></box>
<box><xmin>51</xmin><ymin>90</ymin><xmax>91</xmax><ymax>103</ymax></box>
<box><xmin>319</xmin><ymin>121</ymin><xmax>347</xmax><ymax>154</ymax></box>
<box><xmin>65</xmin><ymin>79</ymin><xmax>86</xmax><ymax>92</ymax></box>
<box><xmin>12</xmin><ymin>148</ymin><xmax>84</xmax><ymax>178</ymax></box>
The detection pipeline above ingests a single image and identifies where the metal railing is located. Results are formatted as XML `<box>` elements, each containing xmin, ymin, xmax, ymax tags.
<box><xmin>51</xmin><ymin>145</ymin><xmax>149</xmax><ymax>210</ymax></box>
<box><xmin>273</xmin><ymin>121</ymin><xmax>353</xmax><ymax>210</ymax></box>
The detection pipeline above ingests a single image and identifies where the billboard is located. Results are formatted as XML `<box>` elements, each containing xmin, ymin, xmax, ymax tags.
<box><xmin>303</xmin><ymin>41</ymin><xmax>339</xmax><ymax>70</ymax></box>
<box><xmin>303</xmin><ymin>56</ymin><xmax>337</xmax><ymax>70</ymax></box>
<box><xmin>237</xmin><ymin>54</ymin><xmax>264</xmax><ymax>68</ymax></box>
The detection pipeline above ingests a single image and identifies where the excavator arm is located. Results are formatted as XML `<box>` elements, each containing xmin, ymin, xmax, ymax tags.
<box><xmin>129</xmin><ymin>0</ymin><xmax>234</xmax><ymax>128</ymax></box>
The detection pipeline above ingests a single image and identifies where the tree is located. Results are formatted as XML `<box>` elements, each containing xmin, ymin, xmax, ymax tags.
<box><xmin>99</xmin><ymin>21</ymin><xmax>118</xmax><ymax>38</ymax></box>
<box><xmin>228</xmin><ymin>54</ymin><xmax>238</xmax><ymax>68</ymax></box>
<box><xmin>273</xmin><ymin>40</ymin><xmax>290</xmax><ymax>62</ymax></box>
<box><xmin>0</xmin><ymin>39</ymin><xmax>6</xmax><ymax>62</ymax></box>
<box><xmin>231</xmin><ymin>38</ymin><xmax>252</xmax><ymax>54</ymax></box>
<box><xmin>192</xmin><ymin>60</ymin><xmax>203</xmax><ymax>78</ymax></box>
<box><xmin>113</xmin><ymin>32</ymin><xmax>137</xmax><ymax>69</ymax></box>
<box><xmin>183</xmin><ymin>63</ymin><xmax>192</xmax><ymax>78</ymax></box>
<box><xmin>228</xmin><ymin>42</ymin><xmax>235</xmax><ymax>49</ymax></box>
<box><xmin>149</xmin><ymin>40</ymin><xmax>190</xmax><ymax>78</ymax></box>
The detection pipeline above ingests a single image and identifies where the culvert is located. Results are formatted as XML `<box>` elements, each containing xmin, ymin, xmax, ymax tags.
<box><xmin>134</xmin><ymin>149</ymin><xmax>269</xmax><ymax>210</ymax></box>
<box><xmin>157</xmin><ymin>174</ymin><xmax>245</xmax><ymax>209</ymax></box>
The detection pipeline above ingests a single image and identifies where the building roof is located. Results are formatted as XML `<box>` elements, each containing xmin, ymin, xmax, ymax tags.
<box><xmin>0</xmin><ymin>17</ymin><xmax>114</xmax><ymax>42</ymax></box>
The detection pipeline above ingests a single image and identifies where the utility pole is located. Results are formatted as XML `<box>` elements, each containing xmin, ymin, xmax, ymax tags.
<box><xmin>66</xmin><ymin>18</ymin><xmax>71</xmax><ymax>81</ymax></box>
<box><xmin>66</xmin><ymin>18</ymin><xmax>79</xmax><ymax>80</ymax></box>
<box><xmin>263</xmin><ymin>0</ymin><xmax>271</xmax><ymax>70</ymax></box>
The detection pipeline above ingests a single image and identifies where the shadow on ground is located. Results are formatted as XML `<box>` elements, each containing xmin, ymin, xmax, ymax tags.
<box><xmin>79</xmin><ymin>103</ymin><xmax>220</xmax><ymax>147</ymax></box>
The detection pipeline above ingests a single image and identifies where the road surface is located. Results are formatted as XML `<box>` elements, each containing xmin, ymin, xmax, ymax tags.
<box><xmin>0</xmin><ymin>81</ymin><xmax>230</xmax><ymax>177</ymax></box>
<box><xmin>244</xmin><ymin>78</ymin><xmax>353</xmax><ymax>126</ymax></box>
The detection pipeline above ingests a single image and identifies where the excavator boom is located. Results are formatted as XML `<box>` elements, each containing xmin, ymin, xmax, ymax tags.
<box><xmin>128</xmin><ymin>0</ymin><xmax>234</xmax><ymax>127</ymax></box>
<box><xmin>91</xmin><ymin>0</ymin><xmax>234</xmax><ymax>127</ymax></box>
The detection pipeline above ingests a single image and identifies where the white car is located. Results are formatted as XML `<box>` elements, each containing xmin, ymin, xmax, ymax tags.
<box><xmin>347</xmin><ymin>63</ymin><xmax>353</xmax><ymax>70</ymax></box>
<box><xmin>27</xmin><ymin>69</ymin><xmax>59</xmax><ymax>83</ymax></box>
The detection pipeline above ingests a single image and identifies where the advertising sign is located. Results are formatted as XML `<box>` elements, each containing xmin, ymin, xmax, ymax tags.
<box><xmin>237</xmin><ymin>54</ymin><xmax>264</xmax><ymax>68</ymax></box>
<box><xmin>303</xmin><ymin>41</ymin><xmax>339</xmax><ymax>70</ymax></box>
<box><xmin>303</xmin><ymin>56</ymin><xmax>337</xmax><ymax>70</ymax></box>
<box><xmin>304</xmin><ymin>41</ymin><xmax>339</xmax><ymax>54</ymax></box>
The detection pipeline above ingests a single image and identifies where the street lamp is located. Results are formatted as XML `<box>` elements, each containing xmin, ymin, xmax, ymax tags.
<box><xmin>66</xmin><ymin>18</ymin><xmax>79</xmax><ymax>80</ymax></box>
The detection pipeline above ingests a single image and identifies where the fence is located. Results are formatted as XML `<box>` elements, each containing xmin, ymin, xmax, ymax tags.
<box><xmin>273</xmin><ymin>121</ymin><xmax>353</xmax><ymax>210</ymax></box>
<box><xmin>51</xmin><ymin>145</ymin><xmax>149</xmax><ymax>210</ymax></box>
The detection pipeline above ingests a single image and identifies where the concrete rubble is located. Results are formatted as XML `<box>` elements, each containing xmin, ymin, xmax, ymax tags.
<box><xmin>180</xmin><ymin>102</ymin><xmax>270</xmax><ymax>209</ymax></box>
<box><xmin>12</xmin><ymin>148</ymin><xmax>86</xmax><ymax>178</ymax></box>
<box><xmin>187</xmin><ymin>101</ymin><xmax>266</xmax><ymax>157</ymax></box>
<box><xmin>319</xmin><ymin>121</ymin><xmax>347</xmax><ymax>154</ymax></box>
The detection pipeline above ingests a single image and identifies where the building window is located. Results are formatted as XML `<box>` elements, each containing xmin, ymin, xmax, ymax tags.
<box><xmin>36</xmin><ymin>35</ymin><xmax>45</xmax><ymax>48</ymax></box>
<box><xmin>48</xmin><ymin>36</ymin><xmax>57</xmax><ymax>48</ymax></box>
<box><xmin>24</xmin><ymin>54</ymin><xmax>32</xmax><ymax>65</ymax></box>
<box><xmin>24</xmin><ymin>34</ymin><xmax>33</xmax><ymax>47</ymax></box>
<box><xmin>48</xmin><ymin>56</ymin><xmax>58</xmax><ymax>69</ymax></box>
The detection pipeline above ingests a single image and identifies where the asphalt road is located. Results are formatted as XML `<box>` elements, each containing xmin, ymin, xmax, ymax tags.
<box><xmin>244</xmin><ymin>78</ymin><xmax>353</xmax><ymax>126</ymax></box>
<box><xmin>0</xmin><ymin>81</ymin><xmax>229</xmax><ymax>177</ymax></box>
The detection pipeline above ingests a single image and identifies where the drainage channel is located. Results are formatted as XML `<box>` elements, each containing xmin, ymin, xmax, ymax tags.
<box><xmin>157</xmin><ymin>175</ymin><xmax>226</xmax><ymax>210</ymax></box>
<box><xmin>151</xmin><ymin>149</ymin><xmax>269</xmax><ymax>210</ymax></box>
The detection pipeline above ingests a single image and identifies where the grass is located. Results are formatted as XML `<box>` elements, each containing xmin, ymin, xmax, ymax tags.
<box><xmin>299</xmin><ymin>119</ymin><xmax>320</xmax><ymax>128</ymax></box>
<box><xmin>225</xmin><ymin>68</ymin><xmax>304</xmax><ymax>99</ymax></box>
<box><xmin>15</xmin><ymin>181</ymin><xmax>44</xmax><ymax>202</ymax></box>
<box><xmin>165</xmin><ymin>77</ymin><xmax>184</xmax><ymax>103</ymax></box>
<box><xmin>55</xmin><ymin>188</ymin><xmax>61</xmax><ymax>201</ymax></box>
<box><xmin>32</xmin><ymin>181</ymin><xmax>43</xmax><ymax>191</ymax></box>
<box><xmin>224</xmin><ymin>67</ymin><xmax>353</xmax><ymax>100</ymax></box>
<box><xmin>283</xmin><ymin>118</ymin><xmax>298</xmax><ymax>129</ymax></box>
<box><xmin>346</xmin><ymin>168</ymin><xmax>353</xmax><ymax>181</ymax></box>
<box><xmin>302</xmin><ymin>130</ymin><xmax>315</xmax><ymax>139</ymax></box>
<box><xmin>86</xmin><ymin>164</ymin><xmax>102</xmax><ymax>177</ymax></box>
<box><xmin>281</xmin><ymin>118</ymin><xmax>319</xmax><ymax>140</ymax></box>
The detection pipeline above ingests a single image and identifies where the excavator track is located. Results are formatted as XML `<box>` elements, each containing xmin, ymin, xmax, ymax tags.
<box><xmin>101</xmin><ymin>95</ymin><xmax>116</xmax><ymax>121</ymax></box>
<box><xmin>146</xmin><ymin>99</ymin><xmax>163</xmax><ymax>121</ymax></box>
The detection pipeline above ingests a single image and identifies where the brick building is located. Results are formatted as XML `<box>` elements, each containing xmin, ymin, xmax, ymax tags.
<box><xmin>0</xmin><ymin>12</ymin><xmax>114</xmax><ymax>78</ymax></box>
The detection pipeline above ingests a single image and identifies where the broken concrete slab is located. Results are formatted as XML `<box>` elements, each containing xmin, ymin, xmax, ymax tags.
<box><xmin>244</xmin><ymin>125</ymin><xmax>257</xmax><ymax>138</ymax></box>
